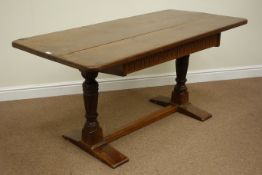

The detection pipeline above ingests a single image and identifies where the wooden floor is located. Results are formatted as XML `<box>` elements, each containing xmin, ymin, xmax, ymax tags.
<box><xmin>0</xmin><ymin>78</ymin><xmax>262</xmax><ymax>175</ymax></box>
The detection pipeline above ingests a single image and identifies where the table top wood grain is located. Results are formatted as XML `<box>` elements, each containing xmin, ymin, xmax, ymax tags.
<box><xmin>12</xmin><ymin>10</ymin><xmax>247</xmax><ymax>71</ymax></box>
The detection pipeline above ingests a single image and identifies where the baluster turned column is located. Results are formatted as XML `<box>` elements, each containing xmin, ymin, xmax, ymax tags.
<box><xmin>171</xmin><ymin>55</ymin><xmax>189</xmax><ymax>105</ymax></box>
<box><xmin>81</xmin><ymin>71</ymin><xmax>103</xmax><ymax>145</ymax></box>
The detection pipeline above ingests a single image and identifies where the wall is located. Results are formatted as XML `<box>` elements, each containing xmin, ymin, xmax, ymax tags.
<box><xmin>0</xmin><ymin>0</ymin><xmax>261</xmax><ymax>93</ymax></box>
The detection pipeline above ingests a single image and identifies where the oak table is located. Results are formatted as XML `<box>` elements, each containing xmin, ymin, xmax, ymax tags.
<box><xmin>12</xmin><ymin>10</ymin><xmax>247</xmax><ymax>168</ymax></box>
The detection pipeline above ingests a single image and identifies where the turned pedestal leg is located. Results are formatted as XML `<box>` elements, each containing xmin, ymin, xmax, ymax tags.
<box><xmin>150</xmin><ymin>55</ymin><xmax>212</xmax><ymax>121</ymax></box>
<box><xmin>81</xmin><ymin>71</ymin><xmax>103</xmax><ymax>145</ymax></box>
<box><xmin>63</xmin><ymin>71</ymin><xmax>128</xmax><ymax>168</ymax></box>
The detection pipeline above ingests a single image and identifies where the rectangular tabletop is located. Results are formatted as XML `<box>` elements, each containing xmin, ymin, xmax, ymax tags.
<box><xmin>12</xmin><ymin>10</ymin><xmax>247</xmax><ymax>71</ymax></box>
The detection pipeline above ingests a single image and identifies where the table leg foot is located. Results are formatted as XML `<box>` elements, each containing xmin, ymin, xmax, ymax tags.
<box><xmin>178</xmin><ymin>103</ymin><xmax>212</xmax><ymax>121</ymax></box>
<box><xmin>149</xmin><ymin>96</ymin><xmax>171</xmax><ymax>107</ymax></box>
<box><xmin>150</xmin><ymin>96</ymin><xmax>212</xmax><ymax>121</ymax></box>
<box><xmin>63</xmin><ymin>132</ymin><xmax>129</xmax><ymax>169</ymax></box>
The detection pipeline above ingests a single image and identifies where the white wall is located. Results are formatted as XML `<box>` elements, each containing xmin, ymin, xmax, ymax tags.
<box><xmin>0</xmin><ymin>0</ymin><xmax>261</xmax><ymax>88</ymax></box>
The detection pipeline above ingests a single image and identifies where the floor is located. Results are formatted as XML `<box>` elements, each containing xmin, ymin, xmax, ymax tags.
<box><xmin>0</xmin><ymin>78</ymin><xmax>262</xmax><ymax>175</ymax></box>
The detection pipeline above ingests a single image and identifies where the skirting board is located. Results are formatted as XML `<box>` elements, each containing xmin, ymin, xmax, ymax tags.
<box><xmin>0</xmin><ymin>65</ymin><xmax>262</xmax><ymax>102</ymax></box>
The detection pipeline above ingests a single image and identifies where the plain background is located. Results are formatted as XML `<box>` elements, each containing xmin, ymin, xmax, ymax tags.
<box><xmin>0</xmin><ymin>0</ymin><xmax>261</xmax><ymax>87</ymax></box>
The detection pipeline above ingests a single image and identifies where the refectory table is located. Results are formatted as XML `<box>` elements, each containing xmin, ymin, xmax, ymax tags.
<box><xmin>12</xmin><ymin>10</ymin><xmax>247</xmax><ymax>168</ymax></box>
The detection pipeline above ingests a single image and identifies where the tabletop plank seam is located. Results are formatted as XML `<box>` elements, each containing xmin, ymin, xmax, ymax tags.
<box><xmin>58</xmin><ymin>16</ymin><xmax>207</xmax><ymax>57</ymax></box>
<box><xmin>12</xmin><ymin>10</ymin><xmax>247</xmax><ymax>71</ymax></box>
<box><xmin>60</xmin><ymin>16</ymin><xmax>247</xmax><ymax>61</ymax></box>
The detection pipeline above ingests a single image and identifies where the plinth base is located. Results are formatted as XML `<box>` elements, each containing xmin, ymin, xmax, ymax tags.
<box><xmin>63</xmin><ymin>131</ymin><xmax>128</xmax><ymax>169</ymax></box>
<box><xmin>150</xmin><ymin>96</ymin><xmax>212</xmax><ymax>121</ymax></box>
